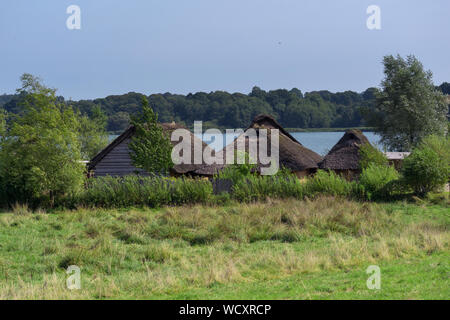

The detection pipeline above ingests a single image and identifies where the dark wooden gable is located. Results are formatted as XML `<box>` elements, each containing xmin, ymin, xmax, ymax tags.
<box><xmin>88</xmin><ymin>126</ymin><xmax>146</xmax><ymax>177</ymax></box>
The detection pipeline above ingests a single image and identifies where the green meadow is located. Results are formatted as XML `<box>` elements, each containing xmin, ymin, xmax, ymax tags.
<box><xmin>0</xmin><ymin>197</ymin><xmax>448</xmax><ymax>299</ymax></box>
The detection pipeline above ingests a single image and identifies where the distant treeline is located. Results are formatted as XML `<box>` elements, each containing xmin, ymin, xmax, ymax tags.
<box><xmin>1</xmin><ymin>82</ymin><xmax>449</xmax><ymax>133</ymax></box>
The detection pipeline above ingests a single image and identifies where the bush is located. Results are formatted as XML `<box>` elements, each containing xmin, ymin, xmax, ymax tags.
<box><xmin>419</xmin><ymin>135</ymin><xmax>450</xmax><ymax>166</ymax></box>
<box><xmin>0</xmin><ymin>75</ymin><xmax>85</xmax><ymax>208</ymax></box>
<box><xmin>304</xmin><ymin>170</ymin><xmax>356</xmax><ymax>198</ymax></box>
<box><xmin>401</xmin><ymin>135</ymin><xmax>450</xmax><ymax>196</ymax></box>
<box><xmin>169</xmin><ymin>178</ymin><xmax>213</xmax><ymax>205</ymax></box>
<box><xmin>76</xmin><ymin>176</ymin><xmax>212</xmax><ymax>208</ymax></box>
<box><xmin>359</xmin><ymin>164</ymin><xmax>399</xmax><ymax>200</ymax></box>
<box><xmin>232</xmin><ymin>174</ymin><xmax>303</xmax><ymax>202</ymax></box>
<box><xmin>215</xmin><ymin>162</ymin><xmax>256</xmax><ymax>184</ymax></box>
<box><xmin>359</xmin><ymin>143</ymin><xmax>388</xmax><ymax>170</ymax></box>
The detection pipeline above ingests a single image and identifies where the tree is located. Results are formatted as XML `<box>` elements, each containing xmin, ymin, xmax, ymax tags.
<box><xmin>369</xmin><ymin>55</ymin><xmax>448</xmax><ymax>151</ymax></box>
<box><xmin>401</xmin><ymin>135</ymin><xmax>450</xmax><ymax>196</ymax></box>
<box><xmin>438</xmin><ymin>82</ymin><xmax>450</xmax><ymax>95</ymax></box>
<box><xmin>107</xmin><ymin>111</ymin><xmax>130</xmax><ymax>132</ymax></box>
<box><xmin>359</xmin><ymin>164</ymin><xmax>399</xmax><ymax>200</ymax></box>
<box><xmin>0</xmin><ymin>74</ymin><xmax>85</xmax><ymax>207</ymax></box>
<box><xmin>128</xmin><ymin>97</ymin><xmax>173</xmax><ymax>175</ymax></box>
<box><xmin>359</xmin><ymin>143</ymin><xmax>388</xmax><ymax>170</ymax></box>
<box><xmin>0</xmin><ymin>108</ymin><xmax>6</xmax><ymax>137</ymax></box>
<box><xmin>0</xmin><ymin>109</ymin><xmax>6</xmax><ymax>205</ymax></box>
<box><xmin>78</xmin><ymin>105</ymin><xmax>109</xmax><ymax>160</ymax></box>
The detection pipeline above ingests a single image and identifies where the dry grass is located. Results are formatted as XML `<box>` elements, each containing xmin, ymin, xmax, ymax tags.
<box><xmin>0</xmin><ymin>197</ymin><xmax>448</xmax><ymax>299</ymax></box>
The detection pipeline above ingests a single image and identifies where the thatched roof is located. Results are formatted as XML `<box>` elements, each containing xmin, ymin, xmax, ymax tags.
<box><xmin>318</xmin><ymin>129</ymin><xmax>370</xmax><ymax>170</ymax></box>
<box><xmin>162</xmin><ymin>122</ymin><xmax>217</xmax><ymax>175</ymax></box>
<box><xmin>216</xmin><ymin>114</ymin><xmax>322</xmax><ymax>172</ymax></box>
<box><xmin>88</xmin><ymin>122</ymin><xmax>215</xmax><ymax>176</ymax></box>
<box><xmin>192</xmin><ymin>163</ymin><xmax>227</xmax><ymax>176</ymax></box>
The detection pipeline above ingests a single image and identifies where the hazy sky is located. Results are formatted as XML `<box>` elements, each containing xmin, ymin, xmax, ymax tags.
<box><xmin>0</xmin><ymin>0</ymin><xmax>449</xmax><ymax>100</ymax></box>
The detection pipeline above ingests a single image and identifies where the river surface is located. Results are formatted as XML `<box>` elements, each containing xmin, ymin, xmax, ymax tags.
<box><xmin>110</xmin><ymin>131</ymin><xmax>381</xmax><ymax>156</ymax></box>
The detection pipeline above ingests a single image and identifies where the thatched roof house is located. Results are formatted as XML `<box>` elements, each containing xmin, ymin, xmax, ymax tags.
<box><xmin>217</xmin><ymin>114</ymin><xmax>322</xmax><ymax>177</ymax></box>
<box><xmin>88</xmin><ymin>123</ymin><xmax>215</xmax><ymax>177</ymax></box>
<box><xmin>318</xmin><ymin>129</ymin><xmax>370</xmax><ymax>178</ymax></box>
<box><xmin>385</xmin><ymin>152</ymin><xmax>410</xmax><ymax>170</ymax></box>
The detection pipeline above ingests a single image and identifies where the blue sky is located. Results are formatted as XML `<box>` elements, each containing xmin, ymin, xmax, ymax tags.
<box><xmin>0</xmin><ymin>0</ymin><xmax>449</xmax><ymax>100</ymax></box>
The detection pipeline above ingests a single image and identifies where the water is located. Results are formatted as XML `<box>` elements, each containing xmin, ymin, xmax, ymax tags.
<box><xmin>290</xmin><ymin>132</ymin><xmax>381</xmax><ymax>156</ymax></box>
<box><xmin>198</xmin><ymin>131</ymin><xmax>381</xmax><ymax>156</ymax></box>
<box><xmin>110</xmin><ymin>131</ymin><xmax>381</xmax><ymax>156</ymax></box>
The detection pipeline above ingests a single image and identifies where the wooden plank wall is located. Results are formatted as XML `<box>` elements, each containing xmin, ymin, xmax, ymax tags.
<box><xmin>92</xmin><ymin>138</ymin><xmax>147</xmax><ymax>176</ymax></box>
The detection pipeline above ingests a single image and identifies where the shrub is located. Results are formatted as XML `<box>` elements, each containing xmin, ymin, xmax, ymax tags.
<box><xmin>304</xmin><ymin>170</ymin><xmax>355</xmax><ymax>198</ymax></box>
<box><xmin>359</xmin><ymin>143</ymin><xmax>388</xmax><ymax>170</ymax></box>
<box><xmin>169</xmin><ymin>178</ymin><xmax>213</xmax><ymax>205</ymax></box>
<box><xmin>232</xmin><ymin>174</ymin><xmax>303</xmax><ymax>202</ymax></box>
<box><xmin>402</xmin><ymin>141</ymin><xmax>449</xmax><ymax>196</ymax></box>
<box><xmin>77</xmin><ymin>176</ymin><xmax>212</xmax><ymax>208</ymax></box>
<box><xmin>359</xmin><ymin>164</ymin><xmax>399</xmax><ymax>200</ymax></box>
<box><xmin>215</xmin><ymin>162</ymin><xmax>256</xmax><ymax>184</ymax></box>
<box><xmin>419</xmin><ymin>135</ymin><xmax>450</xmax><ymax>166</ymax></box>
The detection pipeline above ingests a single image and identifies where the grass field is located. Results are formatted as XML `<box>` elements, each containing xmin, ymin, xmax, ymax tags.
<box><xmin>0</xmin><ymin>197</ymin><xmax>448</xmax><ymax>299</ymax></box>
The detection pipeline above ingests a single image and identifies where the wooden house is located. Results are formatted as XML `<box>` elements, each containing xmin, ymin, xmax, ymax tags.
<box><xmin>87</xmin><ymin>123</ymin><xmax>216</xmax><ymax>177</ymax></box>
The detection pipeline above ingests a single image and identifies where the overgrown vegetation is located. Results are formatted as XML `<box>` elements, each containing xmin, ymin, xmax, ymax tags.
<box><xmin>359</xmin><ymin>164</ymin><xmax>399</xmax><ymax>200</ymax></box>
<box><xmin>0</xmin><ymin>198</ymin><xmax>447</xmax><ymax>299</ymax></box>
<box><xmin>76</xmin><ymin>176</ymin><xmax>212</xmax><ymax>208</ymax></box>
<box><xmin>359</xmin><ymin>143</ymin><xmax>388</xmax><ymax>170</ymax></box>
<box><xmin>1</xmin><ymin>146</ymin><xmax>448</xmax><ymax>209</ymax></box>
<box><xmin>402</xmin><ymin>135</ymin><xmax>450</xmax><ymax>196</ymax></box>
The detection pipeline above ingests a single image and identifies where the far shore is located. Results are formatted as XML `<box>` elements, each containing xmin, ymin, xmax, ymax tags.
<box><xmin>108</xmin><ymin>126</ymin><xmax>375</xmax><ymax>136</ymax></box>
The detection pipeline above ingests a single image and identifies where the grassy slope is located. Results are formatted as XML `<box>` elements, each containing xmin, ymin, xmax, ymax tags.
<box><xmin>0</xmin><ymin>197</ymin><xmax>448</xmax><ymax>299</ymax></box>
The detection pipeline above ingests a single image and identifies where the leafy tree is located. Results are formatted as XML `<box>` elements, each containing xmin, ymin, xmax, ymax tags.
<box><xmin>360</xmin><ymin>164</ymin><xmax>399</xmax><ymax>200</ymax></box>
<box><xmin>78</xmin><ymin>105</ymin><xmax>109</xmax><ymax>160</ymax></box>
<box><xmin>0</xmin><ymin>94</ymin><xmax>16</xmax><ymax>109</ymax></box>
<box><xmin>359</xmin><ymin>143</ymin><xmax>388</xmax><ymax>170</ymax></box>
<box><xmin>107</xmin><ymin>111</ymin><xmax>131</xmax><ymax>132</ymax></box>
<box><xmin>2</xmin><ymin>82</ymin><xmax>411</xmax><ymax>131</ymax></box>
<box><xmin>0</xmin><ymin>109</ymin><xmax>6</xmax><ymax>204</ymax></box>
<box><xmin>369</xmin><ymin>55</ymin><xmax>448</xmax><ymax>151</ymax></box>
<box><xmin>401</xmin><ymin>135</ymin><xmax>450</xmax><ymax>196</ymax></box>
<box><xmin>128</xmin><ymin>97</ymin><xmax>173</xmax><ymax>175</ymax></box>
<box><xmin>0</xmin><ymin>74</ymin><xmax>85</xmax><ymax>207</ymax></box>
<box><xmin>0</xmin><ymin>108</ymin><xmax>6</xmax><ymax>137</ymax></box>
<box><xmin>437</xmin><ymin>82</ymin><xmax>450</xmax><ymax>95</ymax></box>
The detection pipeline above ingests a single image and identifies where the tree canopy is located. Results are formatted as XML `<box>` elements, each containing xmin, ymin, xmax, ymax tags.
<box><xmin>1</xmin><ymin>76</ymin><xmax>448</xmax><ymax>137</ymax></box>
<box><xmin>78</xmin><ymin>104</ymin><xmax>109</xmax><ymax>160</ymax></box>
<box><xmin>128</xmin><ymin>97</ymin><xmax>173</xmax><ymax>175</ymax></box>
<box><xmin>1</xmin><ymin>88</ymin><xmax>383</xmax><ymax>133</ymax></box>
<box><xmin>0</xmin><ymin>74</ymin><xmax>85</xmax><ymax>206</ymax></box>
<box><xmin>367</xmin><ymin>55</ymin><xmax>448</xmax><ymax>151</ymax></box>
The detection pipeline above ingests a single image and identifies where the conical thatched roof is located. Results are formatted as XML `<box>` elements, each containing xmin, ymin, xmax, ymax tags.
<box><xmin>88</xmin><ymin>123</ymin><xmax>215</xmax><ymax>176</ymax></box>
<box><xmin>216</xmin><ymin>114</ymin><xmax>322</xmax><ymax>172</ymax></box>
<box><xmin>192</xmin><ymin>163</ymin><xmax>227</xmax><ymax>176</ymax></box>
<box><xmin>161</xmin><ymin>122</ymin><xmax>216</xmax><ymax>175</ymax></box>
<box><xmin>318</xmin><ymin>129</ymin><xmax>370</xmax><ymax>170</ymax></box>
